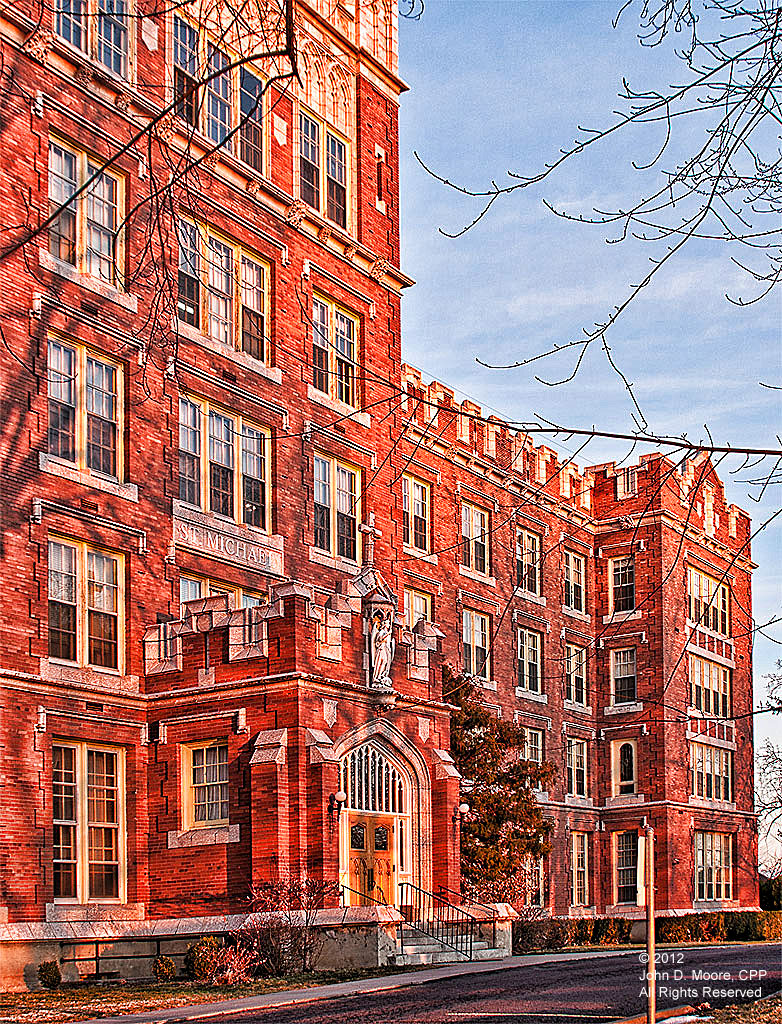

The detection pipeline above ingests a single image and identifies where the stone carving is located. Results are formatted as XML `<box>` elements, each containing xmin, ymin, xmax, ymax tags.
<box><xmin>22</xmin><ymin>29</ymin><xmax>54</xmax><ymax>64</ymax></box>
<box><xmin>155</xmin><ymin>113</ymin><xmax>176</xmax><ymax>143</ymax></box>
<box><xmin>202</xmin><ymin>151</ymin><xmax>220</xmax><ymax>170</ymax></box>
<box><xmin>417</xmin><ymin>716</ymin><xmax>430</xmax><ymax>743</ymax></box>
<box><xmin>318</xmin><ymin>224</ymin><xmax>332</xmax><ymax>244</ymax></box>
<box><xmin>114</xmin><ymin>92</ymin><xmax>130</xmax><ymax>113</ymax></box>
<box><xmin>323</xmin><ymin>699</ymin><xmax>338</xmax><ymax>728</ymax></box>
<box><xmin>358</xmin><ymin>512</ymin><xmax>381</xmax><ymax>567</ymax></box>
<box><xmin>245</xmin><ymin>177</ymin><xmax>261</xmax><ymax>195</ymax></box>
<box><xmin>344</xmin><ymin>244</ymin><xmax>357</xmax><ymax>262</ymax></box>
<box><xmin>286</xmin><ymin>199</ymin><xmax>307</xmax><ymax>228</ymax></box>
<box><xmin>369</xmin><ymin>258</ymin><xmax>392</xmax><ymax>282</ymax></box>
<box><xmin>74</xmin><ymin>66</ymin><xmax>94</xmax><ymax>86</ymax></box>
<box><xmin>370</xmin><ymin>609</ymin><xmax>395</xmax><ymax>688</ymax></box>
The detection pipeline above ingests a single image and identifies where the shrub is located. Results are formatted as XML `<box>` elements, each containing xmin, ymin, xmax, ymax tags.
<box><xmin>37</xmin><ymin>960</ymin><xmax>61</xmax><ymax>990</ymax></box>
<box><xmin>152</xmin><ymin>954</ymin><xmax>177</xmax><ymax>982</ymax></box>
<box><xmin>184</xmin><ymin>936</ymin><xmax>221</xmax><ymax>981</ymax></box>
<box><xmin>207</xmin><ymin>944</ymin><xmax>257</xmax><ymax>986</ymax></box>
<box><xmin>760</xmin><ymin>876</ymin><xmax>782</xmax><ymax>911</ymax></box>
<box><xmin>656</xmin><ymin>910</ymin><xmax>782</xmax><ymax>943</ymax></box>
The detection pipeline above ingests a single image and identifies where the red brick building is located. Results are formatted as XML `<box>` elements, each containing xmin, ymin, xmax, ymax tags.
<box><xmin>0</xmin><ymin>0</ymin><xmax>757</xmax><ymax>988</ymax></box>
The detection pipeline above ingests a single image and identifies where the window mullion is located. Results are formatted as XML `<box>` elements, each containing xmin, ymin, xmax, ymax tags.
<box><xmin>78</xmin><ymin>743</ymin><xmax>88</xmax><ymax>903</ymax></box>
<box><xmin>201</xmin><ymin>404</ymin><xmax>209</xmax><ymax>512</ymax></box>
<box><xmin>234</xmin><ymin>414</ymin><xmax>241</xmax><ymax>521</ymax></box>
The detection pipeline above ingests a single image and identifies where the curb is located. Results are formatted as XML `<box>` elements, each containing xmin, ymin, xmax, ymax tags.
<box><xmin>608</xmin><ymin>1006</ymin><xmax>697</xmax><ymax>1024</ymax></box>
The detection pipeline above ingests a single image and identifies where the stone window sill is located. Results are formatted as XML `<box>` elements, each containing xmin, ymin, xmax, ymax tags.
<box><xmin>603</xmin><ymin>701</ymin><xmax>643</xmax><ymax>716</ymax></box>
<box><xmin>46</xmin><ymin>902</ymin><xmax>144</xmax><ymax>922</ymax></box>
<box><xmin>563</xmin><ymin>606</ymin><xmax>591</xmax><ymax>623</ymax></box>
<box><xmin>403</xmin><ymin>544</ymin><xmax>438</xmax><ymax>565</ymax></box>
<box><xmin>516</xmin><ymin>688</ymin><xmax>548</xmax><ymax>705</ymax></box>
<box><xmin>565</xmin><ymin>795</ymin><xmax>593</xmax><ymax>808</ymax></box>
<box><xmin>564</xmin><ymin>700</ymin><xmax>593</xmax><ymax>716</ymax></box>
<box><xmin>459</xmin><ymin>565</ymin><xmax>496</xmax><ymax>587</ymax></box>
<box><xmin>602</xmin><ymin>609</ymin><xmax>643</xmax><ymax>624</ymax></box>
<box><xmin>307</xmin><ymin>385</ymin><xmax>371</xmax><ymax>427</ymax></box>
<box><xmin>688</xmin><ymin>797</ymin><xmax>736</xmax><ymax>811</ymax></box>
<box><xmin>474</xmin><ymin>677</ymin><xmax>498</xmax><ymax>692</ymax></box>
<box><xmin>168</xmin><ymin>824</ymin><xmax>240</xmax><ymax>848</ymax></box>
<box><xmin>39</xmin><ymin>249</ymin><xmax>138</xmax><ymax>311</ymax></box>
<box><xmin>514</xmin><ymin>589</ymin><xmax>546</xmax><ymax>606</ymax></box>
<box><xmin>605</xmin><ymin>794</ymin><xmax>645</xmax><ymax>807</ymax></box>
<box><xmin>175</xmin><ymin>320</ymin><xmax>282</xmax><ymax>383</ymax></box>
<box><xmin>309</xmin><ymin>546</ymin><xmax>360</xmax><ymax>574</ymax></box>
<box><xmin>568</xmin><ymin>906</ymin><xmax>596</xmax><ymax>918</ymax></box>
<box><xmin>39</xmin><ymin>453</ymin><xmax>139</xmax><ymax>501</ymax></box>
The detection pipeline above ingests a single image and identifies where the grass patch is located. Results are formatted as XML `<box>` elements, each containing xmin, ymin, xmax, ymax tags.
<box><xmin>704</xmin><ymin>996</ymin><xmax>782</xmax><ymax>1023</ymax></box>
<box><xmin>0</xmin><ymin>967</ymin><xmax>417</xmax><ymax>1024</ymax></box>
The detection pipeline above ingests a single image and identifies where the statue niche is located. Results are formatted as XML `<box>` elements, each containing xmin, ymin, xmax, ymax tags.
<box><xmin>369</xmin><ymin>608</ymin><xmax>395</xmax><ymax>689</ymax></box>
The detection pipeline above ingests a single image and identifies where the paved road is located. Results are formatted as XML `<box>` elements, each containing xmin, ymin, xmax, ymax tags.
<box><xmin>189</xmin><ymin>945</ymin><xmax>781</xmax><ymax>1024</ymax></box>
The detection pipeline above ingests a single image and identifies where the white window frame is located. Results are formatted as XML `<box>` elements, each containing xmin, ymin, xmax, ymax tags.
<box><xmin>313</xmin><ymin>452</ymin><xmax>360</xmax><ymax>562</ymax></box>
<box><xmin>298</xmin><ymin>106</ymin><xmax>351</xmax><ymax>230</ymax></box>
<box><xmin>690</xmin><ymin>742</ymin><xmax>733</xmax><ymax>802</ymax></box>
<box><xmin>521</xmin><ymin>727</ymin><xmax>543</xmax><ymax>764</ymax></box>
<box><xmin>687</xmin><ymin>566</ymin><xmax>730</xmax><ymax>636</ymax></box>
<box><xmin>565</xmin><ymin>643</ymin><xmax>587</xmax><ymax>706</ymax></box>
<box><xmin>566</xmin><ymin>737</ymin><xmax>587</xmax><ymax>797</ymax></box>
<box><xmin>53</xmin><ymin>0</ymin><xmax>133</xmax><ymax>80</ymax></box>
<box><xmin>689</xmin><ymin>654</ymin><xmax>731</xmax><ymax>718</ymax></box>
<box><xmin>311</xmin><ymin>294</ymin><xmax>359</xmax><ymax>408</ymax></box>
<box><xmin>181</xmin><ymin>741</ymin><xmax>230</xmax><ymax>830</ymax></box>
<box><xmin>178</xmin><ymin>575</ymin><xmax>266</xmax><ymax>615</ymax></box>
<box><xmin>461</xmin><ymin>502</ymin><xmax>490</xmax><ymax>576</ymax></box>
<box><xmin>178</xmin><ymin>395</ymin><xmax>271</xmax><ymax>530</ymax></box>
<box><xmin>462</xmin><ymin>608</ymin><xmax>490</xmax><ymax>681</ymax></box>
<box><xmin>515</xmin><ymin>527</ymin><xmax>541</xmax><ymax>595</ymax></box>
<box><xmin>402</xmin><ymin>474</ymin><xmax>431</xmax><ymax>554</ymax></box>
<box><xmin>563</xmin><ymin>550</ymin><xmax>585</xmax><ymax>613</ymax></box>
<box><xmin>611</xmin><ymin>647</ymin><xmax>637</xmax><ymax>705</ymax></box>
<box><xmin>694</xmin><ymin>831</ymin><xmax>733</xmax><ymax>901</ymax></box>
<box><xmin>52</xmin><ymin>740</ymin><xmax>126</xmax><ymax>904</ymax></box>
<box><xmin>48</xmin><ymin>536</ymin><xmax>125</xmax><ymax>673</ymax></box>
<box><xmin>48</xmin><ymin>137</ymin><xmax>125</xmax><ymax>287</ymax></box>
<box><xmin>404</xmin><ymin>587</ymin><xmax>432</xmax><ymax>628</ymax></box>
<box><xmin>610</xmin><ymin>556</ymin><xmax>635</xmax><ymax>614</ymax></box>
<box><xmin>612</xmin><ymin>739</ymin><xmax>637</xmax><ymax>796</ymax></box>
<box><xmin>570</xmin><ymin>831</ymin><xmax>588</xmax><ymax>906</ymax></box>
<box><xmin>614</xmin><ymin>830</ymin><xmax>642</xmax><ymax>906</ymax></box>
<box><xmin>516</xmin><ymin>627</ymin><xmax>542</xmax><ymax>694</ymax></box>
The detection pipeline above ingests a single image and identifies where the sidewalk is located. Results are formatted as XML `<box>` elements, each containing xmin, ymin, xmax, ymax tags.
<box><xmin>70</xmin><ymin>948</ymin><xmax>642</xmax><ymax>1024</ymax></box>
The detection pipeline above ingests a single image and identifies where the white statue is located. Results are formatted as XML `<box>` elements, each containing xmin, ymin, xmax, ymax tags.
<box><xmin>370</xmin><ymin>610</ymin><xmax>395</xmax><ymax>688</ymax></box>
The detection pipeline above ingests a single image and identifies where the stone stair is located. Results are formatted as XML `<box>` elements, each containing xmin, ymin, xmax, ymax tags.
<box><xmin>389</xmin><ymin>921</ymin><xmax>506</xmax><ymax>966</ymax></box>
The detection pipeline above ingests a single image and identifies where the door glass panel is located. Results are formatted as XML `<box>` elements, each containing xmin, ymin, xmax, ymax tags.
<box><xmin>350</xmin><ymin>823</ymin><xmax>366</xmax><ymax>850</ymax></box>
<box><xmin>374</xmin><ymin>825</ymin><xmax>389</xmax><ymax>851</ymax></box>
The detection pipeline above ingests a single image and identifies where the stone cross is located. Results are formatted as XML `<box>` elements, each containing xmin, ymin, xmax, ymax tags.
<box><xmin>359</xmin><ymin>512</ymin><xmax>381</xmax><ymax>566</ymax></box>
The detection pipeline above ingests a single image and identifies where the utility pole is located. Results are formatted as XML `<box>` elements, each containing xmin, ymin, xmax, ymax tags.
<box><xmin>645</xmin><ymin>825</ymin><xmax>656</xmax><ymax>1024</ymax></box>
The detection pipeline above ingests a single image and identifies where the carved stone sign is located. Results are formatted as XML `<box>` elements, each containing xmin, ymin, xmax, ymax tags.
<box><xmin>173</xmin><ymin>501</ymin><xmax>284</xmax><ymax>576</ymax></box>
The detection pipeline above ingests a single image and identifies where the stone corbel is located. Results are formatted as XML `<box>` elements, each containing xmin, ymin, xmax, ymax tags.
<box><xmin>249</xmin><ymin>728</ymin><xmax>288</xmax><ymax>765</ymax></box>
<box><xmin>400</xmin><ymin>618</ymin><xmax>444</xmax><ymax>682</ymax></box>
<box><xmin>306</xmin><ymin>728</ymin><xmax>339</xmax><ymax>765</ymax></box>
<box><xmin>433</xmin><ymin>748</ymin><xmax>462</xmax><ymax>781</ymax></box>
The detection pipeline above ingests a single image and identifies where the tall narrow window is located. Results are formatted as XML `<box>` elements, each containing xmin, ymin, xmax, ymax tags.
<box><xmin>207</xmin><ymin>236</ymin><xmax>233</xmax><ymax>346</ymax></box>
<box><xmin>517</xmin><ymin>627</ymin><xmax>542</xmax><ymax>693</ymax></box>
<box><xmin>463</xmin><ymin>609</ymin><xmax>489</xmax><ymax>681</ymax></box>
<box><xmin>326</xmin><ymin>133</ymin><xmax>347</xmax><ymax>228</ymax></box>
<box><xmin>188</xmin><ymin>743</ymin><xmax>229</xmax><ymax>826</ymax></box>
<box><xmin>49</xmin><ymin>142</ymin><xmax>77</xmax><ymax>265</ymax></box>
<box><xmin>402</xmin><ymin>475</ymin><xmax>430</xmax><ymax>552</ymax></box>
<box><xmin>206</xmin><ymin>47</ymin><xmax>231</xmax><ymax>145</ymax></box>
<box><xmin>300</xmin><ymin>112</ymin><xmax>320</xmax><ymax>209</ymax></box>
<box><xmin>334</xmin><ymin>310</ymin><xmax>355</xmax><ymax>406</ymax></box>
<box><xmin>48</xmin><ymin>340</ymin><xmax>76</xmax><ymax>462</ymax></box>
<box><xmin>87</xmin><ymin>550</ymin><xmax>119</xmax><ymax>669</ymax></box>
<box><xmin>695</xmin><ymin>831</ymin><xmax>732</xmax><ymax>901</ymax></box>
<box><xmin>612</xmin><ymin>648</ymin><xmax>637</xmax><ymax>704</ymax></box>
<box><xmin>336</xmin><ymin>465</ymin><xmax>357</xmax><ymax>561</ymax></box>
<box><xmin>571</xmin><ymin>832</ymin><xmax>588</xmax><ymax>906</ymax></box>
<box><xmin>461</xmin><ymin>503</ymin><xmax>489</xmax><ymax>575</ymax></box>
<box><xmin>178</xmin><ymin>397</ymin><xmax>201</xmax><ymax>505</ymax></box>
<box><xmin>85</xmin><ymin>161</ymin><xmax>118</xmax><ymax>284</ymax></box>
<box><xmin>173</xmin><ymin>16</ymin><xmax>199</xmax><ymax>126</ymax></box>
<box><xmin>611</xmin><ymin>557</ymin><xmax>635</xmax><ymax>613</ymax></box>
<box><xmin>53</xmin><ymin>743</ymin><xmax>124</xmax><ymax>903</ymax></box>
<box><xmin>177</xmin><ymin>221</ymin><xmax>200</xmax><ymax>327</ymax></box>
<box><xmin>516</xmin><ymin>528</ymin><xmax>541</xmax><ymax>594</ymax></box>
<box><xmin>48</xmin><ymin>540</ymin><xmax>78</xmax><ymax>662</ymax></box>
<box><xmin>312</xmin><ymin>298</ymin><xmax>330</xmax><ymax>393</ymax></box>
<box><xmin>55</xmin><ymin>0</ymin><xmax>86</xmax><ymax>51</ymax></box>
<box><xmin>240</xmin><ymin>256</ymin><xmax>266</xmax><ymax>360</ymax></box>
<box><xmin>208</xmin><ymin>411</ymin><xmax>234</xmax><ymax>518</ymax></box>
<box><xmin>241</xmin><ymin>426</ymin><xmax>266</xmax><ymax>529</ymax></box>
<box><xmin>239</xmin><ymin>69</ymin><xmax>264</xmax><ymax>171</ymax></box>
<box><xmin>617</xmin><ymin>742</ymin><xmax>636</xmax><ymax>795</ymax></box>
<box><xmin>563</xmin><ymin>551</ymin><xmax>585</xmax><ymax>612</ymax></box>
<box><xmin>566</xmin><ymin>738</ymin><xmax>587</xmax><ymax>796</ymax></box>
<box><xmin>96</xmin><ymin>0</ymin><xmax>128</xmax><ymax>77</ymax></box>
<box><xmin>615</xmin><ymin>831</ymin><xmax>639</xmax><ymax>904</ymax></box>
<box><xmin>313</xmin><ymin>455</ymin><xmax>331</xmax><ymax>552</ymax></box>
<box><xmin>311</xmin><ymin>296</ymin><xmax>359</xmax><ymax>407</ymax></box>
<box><xmin>565</xmin><ymin>644</ymin><xmax>587</xmax><ymax>706</ymax></box>
<box><xmin>85</xmin><ymin>356</ymin><xmax>118</xmax><ymax>476</ymax></box>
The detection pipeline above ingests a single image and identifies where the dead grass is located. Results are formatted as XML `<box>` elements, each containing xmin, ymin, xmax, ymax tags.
<box><xmin>0</xmin><ymin>967</ymin><xmax>414</xmax><ymax>1024</ymax></box>
<box><xmin>704</xmin><ymin>996</ymin><xmax>782</xmax><ymax>1023</ymax></box>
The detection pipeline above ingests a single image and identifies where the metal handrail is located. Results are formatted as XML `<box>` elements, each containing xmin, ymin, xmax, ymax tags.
<box><xmin>398</xmin><ymin>881</ymin><xmax>476</xmax><ymax>959</ymax></box>
<box><xmin>435</xmin><ymin>884</ymin><xmax>497</xmax><ymax>948</ymax></box>
<box><xmin>339</xmin><ymin>882</ymin><xmax>388</xmax><ymax>916</ymax></box>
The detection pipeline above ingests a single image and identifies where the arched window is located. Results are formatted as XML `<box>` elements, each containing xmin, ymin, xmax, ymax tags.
<box><xmin>618</xmin><ymin>742</ymin><xmax>635</xmax><ymax>794</ymax></box>
<box><xmin>339</xmin><ymin>743</ymin><xmax>407</xmax><ymax>813</ymax></box>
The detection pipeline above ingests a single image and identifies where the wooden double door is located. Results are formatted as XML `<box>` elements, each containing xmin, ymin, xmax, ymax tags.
<box><xmin>347</xmin><ymin>812</ymin><xmax>395</xmax><ymax>905</ymax></box>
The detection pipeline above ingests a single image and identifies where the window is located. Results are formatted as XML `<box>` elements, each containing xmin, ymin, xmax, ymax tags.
<box><xmin>516</xmin><ymin>627</ymin><xmax>542</xmax><ymax>693</ymax></box>
<box><xmin>313</xmin><ymin>453</ymin><xmax>359</xmax><ymax>561</ymax></box>
<box><xmin>183</xmin><ymin>743</ymin><xmax>229</xmax><ymax>828</ymax></box>
<box><xmin>299</xmin><ymin>110</ymin><xmax>349</xmax><ymax>228</ymax></box>
<box><xmin>566</xmin><ymin>738</ymin><xmax>587</xmax><ymax>796</ymax></box>
<box><xmin>179</xmin><ymin>576</ymin><xmax>265</xmax><ymax>615</ymax></box>
<box><xmin>48</xmin><ymin>538</ymin><xmax>123</xmax><ymax>671</ymax></box>
<box><xmin>687</xmin><ymin>567</ymin><xmax>730</xmax><ymax>636</ymax></box>
<box><xmin>172</xmin><ymin>16</ymin><xmax>266</xmax><ymax>170</ymax></box>
<box><xmin>47</xmin><ymin>338</ymin><xmax>123</xmax><ymax>478</ymax></box>
<box><xmin>515</xmin><ymin>527</ymin><xmax>541</xmax><ymax>594</ymax></box>
<box><xmin>404</xmin><ymin>588</ymin><xmax>432</xmax><ymax>628</ymax></box>
<box><xmin>613</xmin><ymin>741</ymin><xmax>636</xmax><ymax>795</ymax></box>
<box><xmin>461</xmin><ymin>503</ymin><xmax>489</xmax><ymax>575</ymax></box>
<box><xmin>611</xmin><ymin>557</ymin><xmax>635</xmax><ymax>613</ymax></box>
<box><xmin>521</xmin><ymin>855</ymin><xmax>545</xmax><ymax>907</ymax></box>
<box><xmin>52</xmin><ymin>741</ymin><xmax>125</xmax><ymax>902</ymax></box>
<box><xmin>176</xmin><ymin>220</ymin><xmax>269</xmax><ymax>361</ymax></box>
<box><xmin>402</xmin><ymin>475</ymin><xmax>430</xmax><ymax>553</ymax></box>
<box><xmin>463</xmin><ymin>609</ymin><xmax>490</xmax><ymax>681</ymax></box>
<box><xmin>565</xmin><ymin>644</ymin><xmax>587</xmax><ymax>706</ymax></box>
<box><xmin>612</xmin><ymin>648</ymin><xmax>637</xmax><ymax>704</ymax></box>
<box><xmin>178</xmin><ymin>397</ymin><xmax>270</xmax><ymax>528</ymax></box>
<box><xmin>615</xmin><ymin>831</ymin><xmax>639</xmax><ymax>904</ymax></box>
<box><xmin>695</xmin><ymin>831</ymin><xmax>733</xmax><ymax>901</ymax></box>
<box><xmin>48</xmin><ymin>139</ymin><xmax>123</xmax><ymax>285</ymax></box>
<box><xmin>570</xmin><ymin>832</ymin><xmax>588</xmax><ymax>906</ymax></box>
<box><xmin>563</xmin><ymin>551</ymin><xmax>585</xmax><ymax>612</ymax></box>
<box><xmin>690</xmin><ymin>743</ymin><xmax>733</xmax><ymax>802</ymax></box>
<box><xmin>616</xmin><ymin>467</ymin><xmax>637</xmax><ymax>499</ymax></box>
<box><xmin>689</xmin><ymin>654</ymin><xmax>731</xmax><ymax>718</ymax></box>
<box><xmin>521</xmin><ymin>727</ymin><xmax>543</xmax><ymax>764</ymax></box>
<box><xmin>311</xmin><ymin>296</ymin><xmax>358</xmax><ymax>407</ymax></box>
<box><xmin>54</xmin><ymin>0</ymin><xmax>130</xmax><ymax>77</ymax></box>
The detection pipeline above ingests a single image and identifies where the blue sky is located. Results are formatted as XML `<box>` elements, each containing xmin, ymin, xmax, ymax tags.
<box><xmin>396</xmin><ymin>2</ymin><xmax>781</xmax><ymax>771</ymax></box>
